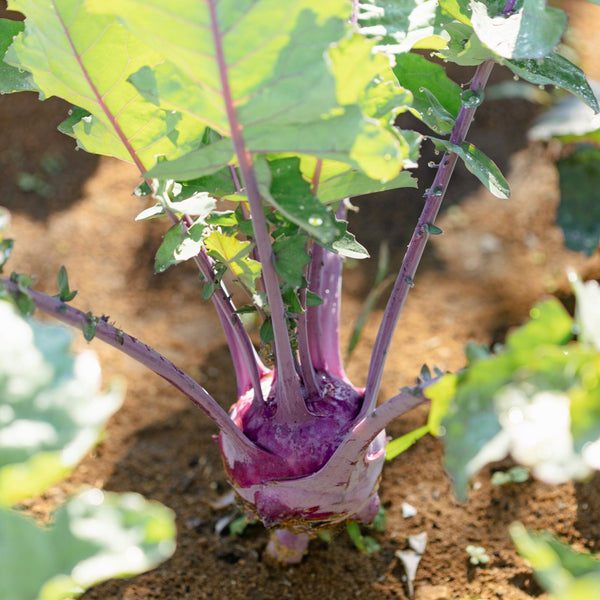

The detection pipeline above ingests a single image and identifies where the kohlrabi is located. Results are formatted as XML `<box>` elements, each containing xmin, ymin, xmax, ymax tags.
<box><xmin>0</xmin><ymin>0</ymin><xmax>597</xmax><ymax>563</ymax></box>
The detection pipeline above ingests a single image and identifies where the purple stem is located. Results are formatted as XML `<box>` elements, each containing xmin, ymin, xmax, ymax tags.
<box><xmin>350</xmin><ymin>0</ymin><xmax>360</xmax><ymax>27</ymax></box>
<box><xmin>502</xmin><ymin>0</ymin><xmax>518</xmax><ymax>15</ymax></box>
<box><xmin>296</xmin><ymin>284</ymin><xmax>320</xmax><ymax>398</ymax></box>
<box><xmin>306</xmin><ymin>242</ymin><xmax>326</xmax><ymax>372</ymax></box>
<box><xmin>326</xmin><ymin>387</ymin><xmax>429</xmax><ymax>474</ymax></box>
<box><xmin>0</xmin><ymin>276</ymin><xmax>266</xmax><ymax>456</ymax></box>
<box><xmin>266</xmin><ymin>529</ymin><xmax>310</xmax><ymax>564</ymax></box>
<box><xmin>176</xmin><ymin>212</ymin><xmax>267</xmax><ymax>401</ymax></box>
<box><xmin>306</xmin><ymin>204</ymin><xmax>348</xmax><ymax>380</ymax></box>
<box><xmin>318</xmin><ymin>236</ymin><xmax>346</xmax><ymax>381</ymax></box>
<box><xmin>362</xmin><ymin>59</ymin><xmax>496</xmax><ymax>416</ymax></box>
<box><xmin>228</xmin><ymin>164</ymin><xmax>242</xmax><ymax>191</ymax></box>
<box><xmin>207</xmin><ymin>0</ymin><xmax>307</xmax><ymax>422</ymax></box>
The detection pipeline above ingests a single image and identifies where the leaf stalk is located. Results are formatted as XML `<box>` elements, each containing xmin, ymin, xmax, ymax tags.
<box><xmin>0</xmin><ymin>277</ymin><xmax>259</xmax><ymax>452</ymax></box>
<box><xmin>362</xmin><ymin>59</ymin><xmax>496</xmax><ymax>415</ymax></box>
<box><xmin>207</xmin><ymin>0</ymin><xmax>307</xmax><ymax>421</ymax></box>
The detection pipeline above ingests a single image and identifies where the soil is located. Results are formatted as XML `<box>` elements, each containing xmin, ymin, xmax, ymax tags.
<box><xmin>2</xmin><ymin>2</ymin><xmax>600</xmax><ymax>599</ymax></box>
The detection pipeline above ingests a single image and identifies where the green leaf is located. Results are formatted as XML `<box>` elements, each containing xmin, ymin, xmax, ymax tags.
<box><xmin>325</xmin><ymin>221</ymin><xmax>370</xmax><ymax>259</ymax></box>
<box><xmin>206</xmin><ymin>211</ymin><xmax>239</xmax><ymax>228</ymax></box>
<box><xmin>436</xmin><ymin>22</ymin><xmax>499</xmax><ymax>66</ymax></box>
<box><xmin>179</xmin><ymin>169</ymin><xmax>238</xmax><ymax>200</ymax></box>
<box><xmin>346</xmin><ymin>521</ymin><xmax>381</xmax><ymax>554</ymax></box>
<box><xmin>0</xmin><ymin>302</ymin><xmax>122</xmax><ymax>505</ymax></box>
<box><xmin>393</xmin><ymin>53</ymin><xmax>462</xmax><ymax>134</ymax></box>
<box><xmin>135</xmin><ymin>204</ymin><xmax>164</xmax><ymax>222</ymax></box>
<box><xmin>272</xmin><ymin>235</ymin><xmax>310</xmax><ymax>287</ymax></box>
<box><xmin>427</xmin><ymin>373</ymin><xmax>458</xmax><ymax>436</ymax></box>
<box><xmin>510</xmin><ymin>523</ymin><xmax>600</xmax><ymax>600</ymax></box>
<box><xmin>5</xmin><ymin>0</ymin><xmax>205</xmax><ymax>168</ymax></box>
<box><xmin>82</xmin><ymin>312</ymin><xmax>98</xmax><ymax>342</ymax></box>
<box><xmin>0</xmin><ymin>489</ymin><xmax>175</xmax><ymax>600</ymax></box>
<box><xmin>470</xmin><ymin>0</ymin><xmax>567</xmax><ymax>60</ymax></box>
<box><xmin>505</xmin><ymin>298</ymin><xmax>573</xmax><ymax>352</ymax></box>
<box><xmin>419</xmin><ymin>88</ymin><xmax>457</xmax><ymax>133</ymax></box>
<box><xmin>490</xmin><ymin>465</ymin><xmax>529</xmax><ymax>485</ymax></box>
<box><xmin>438</xmin><ymin>0</ymin><xmax>567</xmax><ymax>61</ymax></box>
<box><xmin>55</xmin><ymin>265</ymin><xmax>77</xmax><ymax>302</ymax></box>
<box><xmin>6</xmin><ymin>272</ymin><xmax>36</xmax><ymax>315</ymax></box>
<box><xmin>359</xmin><ymin>0</ymin><xmax>454</xmax><ymax>53</ymax></box>
<box><xmin>154</xmin><ymin>224</ymin><xmax>184</xmax><ymax>274</ymax></box>
<box><xmin>328</xmin><ymin>33</ymin><xmax>398</xmax><ymax>107</ymax></box>
<box><xmin>423</xmin><ymin>222</ymin><xmax>443</xmax><ymax>235</ymax></box>
<box><xmin>298</xmin><ymin>156</ymin><xmax>417</xmax><ymax>204</ymax></box>
<box><xmin>386</xmin><ymin>425</ymin><xmax>430</xmax><ymax>460</ymax></box>
<box><xmin>255</xmin><ymin>157</ymin><xmax>339</xmax><ymax>244</ymax></box>
<box><xmin>167</xmin><ymin>190</ymin><xmax>217</xmax><ymax>219</ymax></box>
<box><xmin>305</xmin><ymin>290</ymin><xmax>323</xmax><ymax>307</ymax></box>
<box><xmin>57</xmin><ymin>106</ymin><xmax>91</xmax><ymax>137</ymax></box>
<box><xmin>259</xmin><ymin>318</ymin><xmax>274</xmax><ymax>344</ymax></box>
<box><xmin>555</xmin><ymin>146</ymin><xmax>600</xmax><ymax>256</ymax></box>
<box><xmin>0</xmin><ymin>18</ymin><xmax>36</xmax><ymax>93</ymax></box>
<box><xmin>430</xmin><ymin>137</ymin><xmax>510</xmax><ymax>199</ymax></box>
<box><xmin>0</xmin><ymin>238</ymin><xmax>13</xmax><ymax>273</ymax></box>
<box><xmin>362</xmin><ymin>65</ymin><xmax>414</xmax><ymax>126</ymax></box>
<box><xmin>204</xmin><ymin>230</ymin><xmax>261</xmax><ymax>291</ymax></box>
<box><xmin>438</xmin><ymin>0</ymin><xmax>472</xmax><ymax>24</ymax></box>
<box><xmin>154</xmin><ymin>222</ymin><xmax>204</xmax><ymax>274</ymax></box>
<box><xmin>507</xmin><ymin>53</ymin><xmax>600</xmax><ymax>112</ymax></box>
<box><xmin>281</xmin><ymin>286</ymin><xmax>304</xmax><ymax>315</ymax></box>
<box><xmin>437</xmin><ymin>296</ymin><xmax>600</xmax><ymax>499</ymax></box>
<box><xmin>92</xmin><ymin>0</ymin><xmax>410</xmax><ymax>182</ymax></box>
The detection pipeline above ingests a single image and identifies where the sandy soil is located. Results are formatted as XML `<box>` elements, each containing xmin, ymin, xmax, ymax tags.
<box><xmin>2</xmin><ymin>2</ymin><xmax>600</xmax><ymax>599</ymax></box>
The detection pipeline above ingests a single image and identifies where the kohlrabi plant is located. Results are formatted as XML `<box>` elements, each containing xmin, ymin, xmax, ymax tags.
<box><xmin>0</xmin><ymin>0</ymin><xmax>598</xmax><ymax>564</ymax></box>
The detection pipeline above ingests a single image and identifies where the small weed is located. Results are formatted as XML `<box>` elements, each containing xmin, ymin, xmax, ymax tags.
<box><xmin>466</xmin><ymin>545</ymin><xmax>491</xmax><ymax>566</ymax></box>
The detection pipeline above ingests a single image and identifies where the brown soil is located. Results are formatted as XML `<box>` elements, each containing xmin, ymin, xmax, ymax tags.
<box><xmin>2</xmin><ymin>2</ymin><xmax>600</xmax><ymax>599</ymax></box>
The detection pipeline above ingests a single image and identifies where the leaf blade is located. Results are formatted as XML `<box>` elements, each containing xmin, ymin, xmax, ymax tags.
<box><xmin>5</xmin><ymin>0</ymin><xmax>204</xmax><ymax>168</ymax></box>
<box><xmin>0</xmin><ymin>490</ymin><xmax>175</xmax><ymax>600</ymax></box>
<box><xmin>92</xmin><ymin>0</ymin><xmax>412</xmax><ymax>182</ymax></box>
<box><xmin>430</xmin><ymin>137</ymin><xmax>510</xmax><ymax>199</ymax></box>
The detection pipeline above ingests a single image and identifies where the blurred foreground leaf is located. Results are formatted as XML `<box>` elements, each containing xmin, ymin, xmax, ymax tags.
<box><xmin>0</xmin><ymin>489</ymin><xmax>176</xmax><ymax>600</ymax></box>
<box><xmin>0</xmin><ymin>302</ymin><xmax>123</xmax><ymax>505</ymax></box>
<box><xmin>511</xmin><ymin>523</ymin><xmax>600</xmax><ymax>600</ymax></box>
<box><xmin>427</xmin><ymin>280</ymin><xmax>600</xmax><ymax>499</ymax></box>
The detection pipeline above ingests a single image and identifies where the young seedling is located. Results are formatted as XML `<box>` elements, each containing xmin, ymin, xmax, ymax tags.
<box><xmin>0</xmin><ymin>0</ymin><xmax>597</xmax><ymax>565</ymax></box>
<box><xmin>466</xmin><ymin>545</ymin><xmax>491</xmax><ymax>566</ymax></box>
<box><xmin>490</xmin><ymin>466</ymin><xmax>530</xmax><ymax>486</ymax></box>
